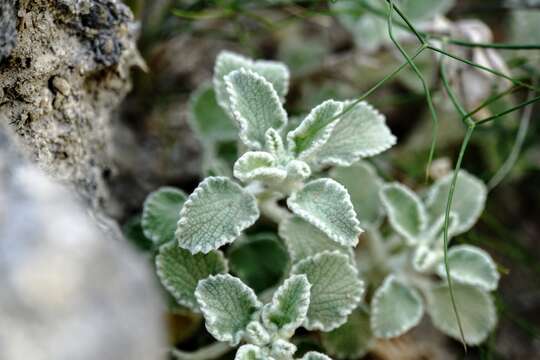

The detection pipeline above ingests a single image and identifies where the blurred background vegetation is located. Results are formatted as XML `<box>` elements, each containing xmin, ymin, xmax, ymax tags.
<box><xmin>118</xmin><ymin>1</ymin><xmax>540</xmax><ymax>358</ymax></box>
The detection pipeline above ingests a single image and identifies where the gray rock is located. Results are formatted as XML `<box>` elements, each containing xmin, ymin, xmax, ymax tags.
<box><xmin>0</xmin><ymin>0</ymin><xmax>17</xmax><ymax>62</ymax></box>
<box><xmin>0</xmin><ymin>0</ymin><xmax>143</xmax><ymax>212</ymax></box>
<box><xmin>0</xmin><ymin>126</ymin><xmax>166</xmax><ymax>360</ymax></box>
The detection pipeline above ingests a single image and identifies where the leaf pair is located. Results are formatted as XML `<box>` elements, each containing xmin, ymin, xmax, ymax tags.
<box><xmin>195</xmin><ymin>251</ymin><xmax>364</xmax><ymax>351</ymax></box>
<box><xmin>195</xmin><ymin>273</ymin><xmax>309</xmax><ymax>347</ymax></box>
<box><xmin>379</xmin><ymin>171</ymin><xmax>488</xmax><ymax>271</ymax></box>
<box><xmin>287</xmin><ymin>99</ymin><xmax>396</xmax><ymax>169</ymax></box>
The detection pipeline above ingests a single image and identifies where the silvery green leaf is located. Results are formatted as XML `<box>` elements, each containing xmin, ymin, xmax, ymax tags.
<box><xmin>176</xmin><ymin>177</ymin><xmax>259</xmax><ymax>254</ymax></box>
<box><xmin>270</xmin><ymin>339</ymin><xmax>297</xmax><ymax>360</ymax></box>
<box><xmin>279</xmin><ymin>216</ymin><xmax>352</xmax><ymax>264</ymax></box>
<box><xmin>196</xmin><ymin>274</ymin><xmax>262</xmax><ymax>346</ymax></box>
<box><xmin>235</xmin><ymin>344</ymin><xmax>266</xmax><ymax>360</ymax></box>
<box><xmin>233</xmin><ymin>151</ymin><xmax>287</xmax><ymax>184</ymax></box>
<box><xmin>285</xmin><ymin>160</ymin><xmax>311</xmax><ymax>181</ymax></box>
<box><xmin>291</xmin><ymin>251</ymin><xmax>365</xmax><ymax>331</ymax></box>
<box><xmin>262</xmin><ymin>274</ymin><xmax>311</xmax><ymax>337</ymax></box>
<box><xmin>370</xmin><ymin>275</ymin><xmax>424</xmax><ymax>338</ymax></box>
<box><xmin>330</xmin><ymin>161</ymin><xmax>383</xmax><ymax>227</ymax></box>
<box><xmin>425</xmin><ymin>171</ymin><xmax>487</xmax><ymax>235</ymax></box>
<box><xmin>379</xmin><ymin>183</ymin><xmax>428</xmax><ymax>244</ymax></box>
<box><xmin>189</xmin><ymin>84</ymin><xmax>237</xmax><ymax>144</ymax></box>
<box><xmin>413</xmin><ymin>213</ymin><xmax>459</xmax><ymax>273</ymax></box>
<box><xmin>300</xmin><ymin>351</ymin><xmax>332</xmax><ymax>360</ymax></box>
<box><xmin>245</xmin><ymin>321</ymin><xmax>271</xmax><ymax>346</ymax></box>
<box><xmin>155</xmin><ymin>243</ymin><xmax>227</xmax><ymax>311</ymax></box>
<box><xmin>226</xmin><ymin>69</ymin><xmax>288</xmax><ymax>150</ymax></box>
<box><xmin>288</xmin><ymin>178</ymin><xmax>362</xmax><ymax>247</ymax></box>
<box><xmin>265</xmin><ymin>128</ymin><xmax>287</xmax><ymax>160</ymax></box>
<box><xmin>287</xmin><ymin>100</ymin><xmax>343</xmax><ymax>160</ymax></box>
<box><xmin>142</xmin><ymin>187</ymin><xmax>187</xmax><ymax>246</ymax></box>
<box><xmin>321</xmin><ymin>307</ymin><xmax>374</xmax><ymax>359</ymax></box>
<box><xmin>436</xmin><ymin>245</ymin><xmax>499</xmax><ymax>291</ymax></box>
<box><xmin>427</xmin><ymin>283</ymin><xmax>497</xmax><ymax>345</ymax></box>
<box><xmin>311</xmin><ymin>101</ymin><xmax>396</xmax><ymax>167</ymax></box>
<box><xmin>214</xmin><ymin>51</ymin><xmax>289</xmax><ymax>113</ymax></box>
<box><xmin>253</xmin><ymin>60</ymin><xmax>290</xmax><ymax>102</ymax></box>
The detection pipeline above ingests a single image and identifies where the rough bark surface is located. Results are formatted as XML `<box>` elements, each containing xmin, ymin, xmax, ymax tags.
<box><xmin>0</xmin><ymin>124</ymin><xmax>165</xmax><ymax>360</ymax></box>
<box><xmin>0</xmin><ymin>0</ymin><xmax>143</xmax><ymax>210</ymax></box>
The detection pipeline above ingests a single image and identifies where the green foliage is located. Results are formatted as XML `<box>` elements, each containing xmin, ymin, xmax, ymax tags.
<box><xmin>142</xmin><ymin>187</ymin><xmax>187</xmax><ymax>246</ymax></box>
<box><xmin>288</xmin><ymin>178</ymin><xmax>362</xmax><ymax>247</ymax></box>
<box><xmin>291</xmin><ymin>251</ymin><xmax>365</xmax><ymax>331</ymax></box>
<box><xmin>156</xmin><ymin>243</ymin><xmax>228</xmax><ymax>311</ymax></box>
<box><xmin>176</xmin><ymin>176</ymin><xmax>259</xmax><ymax>254</ymax></box>
<box><xmin>427</xmin><ymin>282</ymin><xmax>497</xmax><ymax>345</ymax></box>
<box><xmin>321</xmin><ymin>307</ymin><xmax>374</xmax><ymax>359</ymax></box>
<box><xmin>140</xmin><ymin>48</ymin><xmax>504</xmax><ymax>358</ymax></box>
<box><xmin>370</xmin><ymin>275</ymin><xmax>424</xmax><ymax>338</ymax></box>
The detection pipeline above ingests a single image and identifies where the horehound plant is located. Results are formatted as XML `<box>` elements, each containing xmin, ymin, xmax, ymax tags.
<box><xmin>144</xmin><ymin>50</ymin><xmax>391</xmax><ymax>359</ymax></box>
<box><xmin>141</xmin><ymin>51</ymin><xmax>499</xmax><ymax>359</ymax></box>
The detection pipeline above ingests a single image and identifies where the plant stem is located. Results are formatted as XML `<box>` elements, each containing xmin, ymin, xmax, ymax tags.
<box><xmin>476</xmin><ymin>94</ymin><xmax>540</xmax><ymax>125</ymax></box>
<box><xmin>428</xmin><ymin>45</ymin><xmax>539</xmax><ymax>92</ymax></box>
<box><xmin>488</xmin><ymin>90</ymin><xmax>535</xmax><ymax>190</ymax></box>
<box><xmin>465</xmin><ymin>85</ymin><xmax>519</xmax><ymax>119</ymax></box>
<box><xmin>259</xmin><ymin>196</ymin><xmax>291</xmax><ymax>224</ymax></box>
<box><xmin>443</xmin><ymin>124</ymin><xmax>475</xmax><ymax>349</ymax></box>
<box><xmin>331</xmin><ymin>45</ymin><xmax>428</xmax><ymax>123</ymax></box>
<box><xmin>387</xmin><ymin>0</ymin><xmax>438</xmax><ymax>180</ymax></box>
<box><xmin>447</xmin><ymin>39</ymin><xmax>540</xmax><ymax>50</ymax></box>
<box><xmin>171</xmin><ymin>342</ymin><xmax>231</xmax><ymax>360</ymax></box>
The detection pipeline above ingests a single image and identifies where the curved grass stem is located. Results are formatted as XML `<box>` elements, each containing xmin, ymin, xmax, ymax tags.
<box><xmin>487</xmin><ymin>90</ymin><xmax>535</xmax><ymax>190</ymax></box>
<box><xmin>387</xmin><ymin>0</ymin><xmax>438</xmax><ymax>180</ymax></box>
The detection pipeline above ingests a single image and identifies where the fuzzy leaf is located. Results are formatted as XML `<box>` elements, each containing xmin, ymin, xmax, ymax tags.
<box><xmin>371</xmin><ymin>275</ymin><xmax>424</xmax><ymax>338</ymax></box>
<box><xmin>311</xmin><ymin>101</ymin><xmax>396</xmax><ymax>167</ymax></box>
<box><xmin>330</xmin><ymin>161</ymin><xmax>383</xmax><ymax>227</ymax></box>
<box><xmin>380</xmin><ymin>183</ymin><xmax>428</xmax><ymax>244</ymax></box>
<box><xmin>225</xmin><ymin>69</ymin><xmax>287</xmax><ymax>150</ymax></box>
<box><xmin>155</xmin><ymin>243</ymin><xmax>227</xmax><ymax>311</ymax></box>
<box><xmin>279</xmin><ymin>216</ymin><xmax>352</xmax><ymax>264</ymax></box>
<box><xmin>427</xmin><ymin>283</ymin><xmax>497</xmax><ymax>345</ymax></box>
<box><xmin>413</xmin><ymin>213</ymin><xmax>459</xmax><ymax>273</ymax></box>
<box><xmin>214</xmin><ymin>51</ymin><xmax>289</xmax><ymax>112</ymax></box>
<box><xmin>301</xmin><ymin>351</ymin><xmax>332</xmax><ymax>360</ymax></box>
<box><xmin>425</xmin><ymin>171</ymin><xmax>487</xmax><ymax>235</ymax></box>
<box><xmin>196</xmin><ymin>274</ymin><xmax>262</xmax><ymax>346</ymax></box>
<box><xmin>292</xmin><ymin>251</ymin><xmax>365</xmax><ymax>331</ymax></box>
<box><xmin>265</xmin><ymin>128</ymin><xmax>287</xmax><ymax>160</ymax></box>
<box><xmin>286</xmin><ymin>160</ymin><xmax>312</xmax><ymax>181</ymax></box>
<box><xmin>437</xmin><ymin>245</ymin><xmax>499</xmax><ymax>291</ymax></box>
<box><xmin>263</xmin><ymin>274</ymin><xmax>311</xmax><ymax>336</ymax></box>
<box><xmin>176</xmin><ymin>177</ymin><xmax>259</xmax><ymax>254</ymax></box>
<box><xmin>189</xmin><ymin>85</ymin><xmax>237</xmax><ymax>143</ymax></box>
<box><xmin>233</xmin><ymin>151</ymin><xmax>287</xmax><ymax>183</ymax></box>
<box><xmin>321</xmin><ymin>307</ymin><xmax>373</xmax><ymax>359</ymax></box>
<box><xmin>270</xmin><ymin>339</ymin><xmax>297</xmax><ymax>360</ymax></box>
<box><xmin>245</xmin><ymin>321</ymin><xmax>271</xmax><ymax>346</ymax></box>
<box><xmin>235</xmin><ymin>345</ymin><xmax>265</xmax><ymax>360</ymax></box>
<box><xmin>288</xmin><ymin>178</ymin><xmax>362</xmax><ymax>247</ymax></box>
<box><xmin>287</xmin><ymin>100</ymin><xmax>343</xmax><ymax>159</ymax></box>
<box><xmin>142</xmin><ymin>187</ymin><xmax>187</xmax><ymax>246</ymax></box>
<box><xmin>253</xmin><ymin>61</ymin><xmax>290</xmax><ymax>101</ymax></box>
